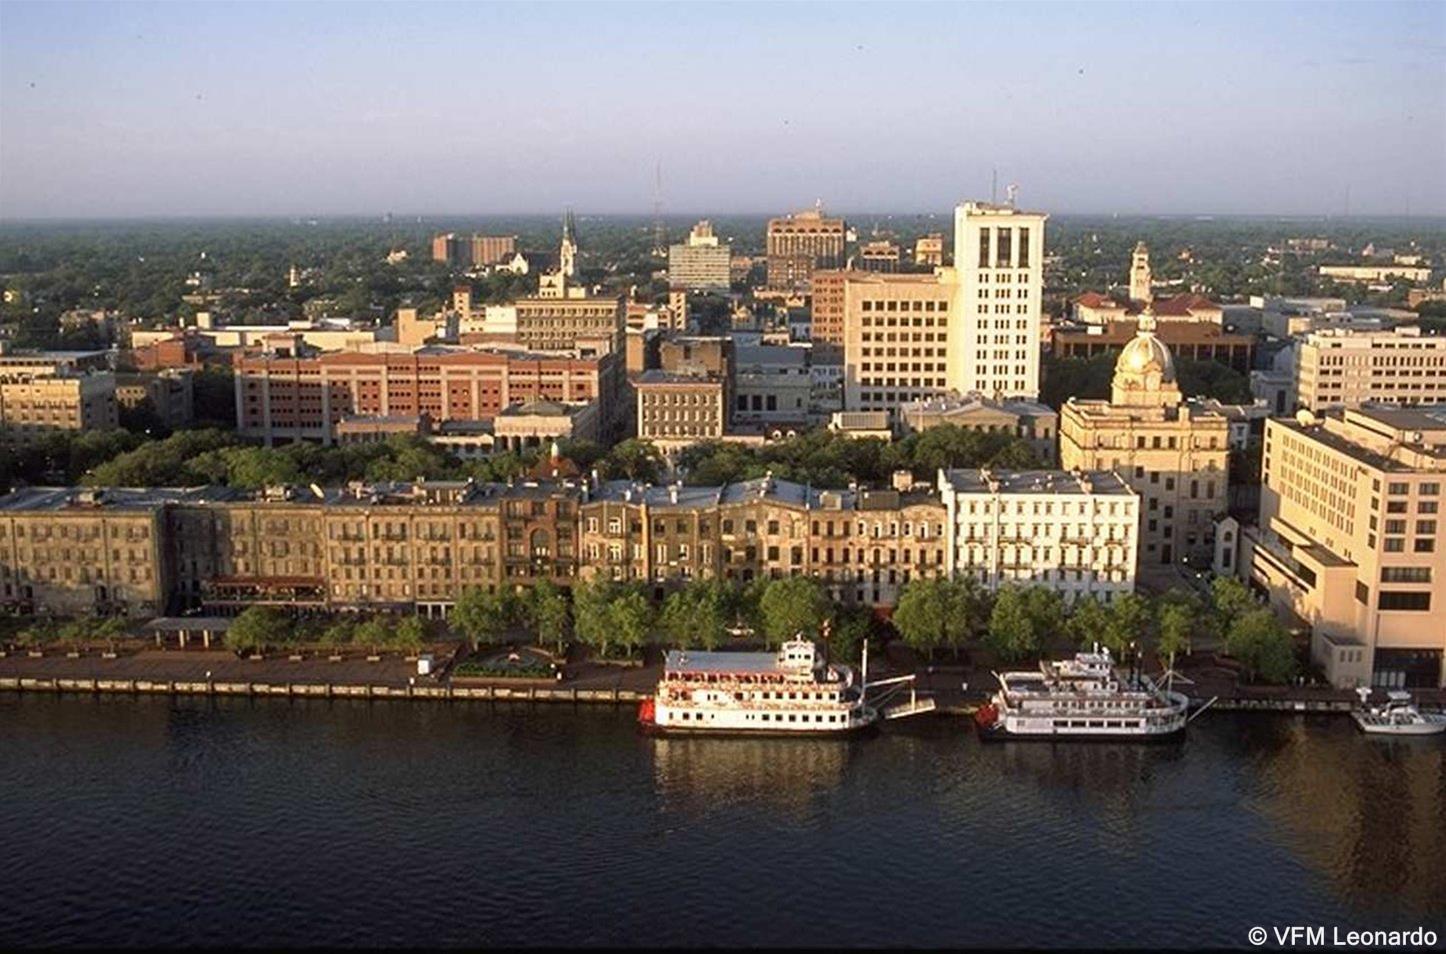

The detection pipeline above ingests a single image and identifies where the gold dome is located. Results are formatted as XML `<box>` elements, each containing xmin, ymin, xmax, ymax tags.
<box><xmin>1116</xmin><ymin>330</ymin><xmax>1176</xmax><ymax>383</ymax></box>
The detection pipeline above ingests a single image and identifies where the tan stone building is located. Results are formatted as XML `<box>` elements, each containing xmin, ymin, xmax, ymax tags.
<box><xmin>668</xmin><ymin>220</ymin><xmax>731</xmax><ymax>292</ymax></box>
<box><xmin>512</xmin><ymin>294</ymin><xmax>625</xmax><ymax>353</ymax></box>
<box><xmin>1060</xmin><ymin>316</ymin><xmax>1230</xmax><ymax>568</ymax></box>
<box><xmin>810</xmin><ymin>478</ymin><xmax>949</xmax><ymax>607</ymax></box>
<box><xmin>1294</xmin><ymin>327</ymin><xmax>1446</xmax><ymax>412</ymax></box>
<box><xmin>914</xmin><ymin>234</ymin><xmax>944</xmax><ymax>267</ymax></box>
<box><xmin>1244</xmin><ymin>406</ymin><xmax>1445</xmax><ymax>689</ymax></box>
<box><xmin>634</xmin><ymin>371</ymin><xmax>726</xmax><ymax>451</ymax></box>
<box><xmin>0</xmin><ymin>487</ymin><xmax>223</xmax><ymax>617</ymax></box>
<box><xmin>0</xmin><ymin>372</ymin><xmax>118</xmax><ymax>437</ymax></box>
<box><xmin>842</xmin><ymin>271</ymin><xmax>955</xmax><ymax>412</ymax></box>
<box><xmin>579</xmin><ymin>482</ymin><xmax>724</xmax><ymax>591</ymax></box>
<box><xmin>0</xmin><ymin>464</ymin><xmax>1142</xmax><ymax>620</ymax></box>
<box><xmin>766</xmin><ymin>207</ymin><xmax>846</xmax><ymax>292</ymax></box>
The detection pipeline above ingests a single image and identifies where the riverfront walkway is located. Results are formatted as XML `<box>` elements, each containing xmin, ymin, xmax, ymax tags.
<box><xmin>1</xmin><ymin>644</ymin><xmax>1440</xmax><ymax>713</ymax></box>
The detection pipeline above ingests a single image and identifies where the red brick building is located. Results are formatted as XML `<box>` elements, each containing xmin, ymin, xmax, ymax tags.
<box><xmin>234</xmin><ymin>347</ymin><xmax>623</xmax><ymax>446</ymax></box>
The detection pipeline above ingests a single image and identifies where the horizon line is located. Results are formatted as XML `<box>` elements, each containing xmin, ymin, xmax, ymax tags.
<box><xmin>4</xmin><ymin>209</ymin><xmax>1445</xmax><ymax>226</ymax></box>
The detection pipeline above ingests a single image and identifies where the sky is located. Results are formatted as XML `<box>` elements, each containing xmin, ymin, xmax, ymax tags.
<box><xmin>1</xmin><ymin>1</ymin><xmax>1443</xmax><ymax>220</ymax></box>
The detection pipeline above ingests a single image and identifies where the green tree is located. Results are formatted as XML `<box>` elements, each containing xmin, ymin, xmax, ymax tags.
<box><xmin>572</xmin><ymin>578</ymin><xmax>617</xmax><ymax>655</ymax></box>
<box><xmin>1022</xmin><ymin>586</ymin><xmax>1065</xmax><ymax>644</ymax></box>
<box><xmin>984</xmin><ymin>585</ymin><xmax>1041</xmax><ymax>662</ymax></box>
<box><xmin>1066</xmin><ymin>596</ymin><xmax>1110</xmax><ymax>650</ymax></box>
<box><xmin>828</xmin><ymin>605</ymin><xmax>871</xmax><ymax>664</ymax></box>
<box><xmin>355</xmin><ymin>615</ymin><xmax>390</xmax><ymax>653</ymax></box>
<box><xmin>527</xmin><ymin>579</ymin><xmax>571</xmax><ymax>653</ymax></box>
<box><xmin>452</xmin><ymin>587</ymin><xmax>514</xmax><ymax>649</ymax></box>
<box><xmin>892</xmin><ymin>578</ymin><xmax>948</xmax><ymax>659</ymax></box>
<box><xmin>1226</xmin><ymin>609</ymin><xmax>1298</xmax><ymax>684</ymax></box>
<box><xmin>757</xmin><ymin>576</ymin><xmax>829</xmax><ymax>648</ymax></box>
<box><xmin>1211</xmin><ymin>575</ymin><xmax>1256</xmax><ymax>632</ymax></box>
<box><xmin>660</xmin><ymin>579</ymin><xmax>732</xmax><ymax>650</ymax></box>
<box><xmin>392</xmin><ymin>615</ymin><xmax>427</xmax><ymax>652</ymax></box>
<box><xmin>1102</xmin><ymin>593</ymin><xmax>1152</xmax><ymax>659</ymax></box>
<box><xmin>601</xmin><ymin>439</ymin><xmax>665</xmax><ymax>483</ymax></box>
<box><xmin>1155</xmin><ymin>588</ymin><xmax>1205</xmax><ymax>664</ymax></box>
<box><xmin>610</xmin><ymin>589</ymin><xmax>654</xmax><ymax>658</ymax></box>
<box><xmin>225</xmin><ymin>606</ymin><xmax>289</xmax><ymax>654</ymax></box>
<box><xmin>943</xmin><ymin>575</ymin><xmax>992</xmax><ymax>652</ymax></box>
<box><xmin>319</xmin><ymin>617</ymin><xmax>355</xmax><ymax>648</ymax></box>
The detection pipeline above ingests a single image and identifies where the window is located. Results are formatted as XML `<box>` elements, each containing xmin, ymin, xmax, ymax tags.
<box><xmin>1018</xmin><ymin>227</ymin><xmax>1030</xmax><ymax>267</ymax></box>
<box><xmin>1381</xmin><ymin>566</ymin><xmax>1431</xmax><ymax>583</ymax></box>
<box><xmin>1378</xmin><ymin>591</ymin><xmax>1431</xmax><ymax>611</ymax></box>
<box><xmin>978</xmin><ymin>228</ymin><xmax>991</xmax><ymax>268</ymax></box>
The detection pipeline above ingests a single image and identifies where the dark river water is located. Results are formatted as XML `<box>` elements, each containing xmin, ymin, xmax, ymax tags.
<box><xmin>1</xmin><ymin>694</ymin><xmax>1442</xmax><ymax>949</ymax></box>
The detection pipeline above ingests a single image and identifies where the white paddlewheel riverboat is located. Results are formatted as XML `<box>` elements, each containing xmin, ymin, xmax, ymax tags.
<box><xmin>638</xmin><ymin>639</ymin><xmax>879</xmax><ymax>736</ymax></box>
<box><xmin>975</xmin><ymin>646</ymin><xmax>1189</xmax><ymax>742</ymax></box>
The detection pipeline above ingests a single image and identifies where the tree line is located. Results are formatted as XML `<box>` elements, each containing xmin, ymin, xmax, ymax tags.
<box><xmin>891</xmin><ymin>573</ymin><xmax>1297</xmax><ymax>684</ymax></box>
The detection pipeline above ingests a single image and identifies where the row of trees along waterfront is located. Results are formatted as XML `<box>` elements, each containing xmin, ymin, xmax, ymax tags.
<box><xmin>214</xmin><ymin>572</ymin><xmax>1295</xmax><ymax>685</ymax></box>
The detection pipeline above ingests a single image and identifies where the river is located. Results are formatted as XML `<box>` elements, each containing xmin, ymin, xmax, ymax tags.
<box><xmin>1</xmin><ymin>694</ymin><xmax>1442</xmax><ymax>948</ymax></box>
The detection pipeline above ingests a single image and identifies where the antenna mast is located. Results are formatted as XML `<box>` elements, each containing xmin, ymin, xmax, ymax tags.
<box><xmin>652</xmin><ymin>160</ymin><xmax>665</xmax><ymax>257</ymax></box>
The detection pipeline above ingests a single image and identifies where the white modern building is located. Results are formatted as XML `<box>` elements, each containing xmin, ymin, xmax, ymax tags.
<box><xmin>951</xmin><ymin>201</ymin><xmax>1046</xmax><ymax>401</ymax></box>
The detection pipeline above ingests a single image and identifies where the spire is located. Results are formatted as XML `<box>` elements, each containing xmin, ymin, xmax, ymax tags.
<box><xmin>559</xmin><ymin>208</ymin><xmax>578</xmax><ymax>278</ymax></box>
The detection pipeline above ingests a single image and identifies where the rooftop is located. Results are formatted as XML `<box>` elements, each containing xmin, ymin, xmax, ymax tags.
<box><xmin>940</xmin><ymin>468</ymin><xmax>1134</xmax><ymax>497</ymax></box>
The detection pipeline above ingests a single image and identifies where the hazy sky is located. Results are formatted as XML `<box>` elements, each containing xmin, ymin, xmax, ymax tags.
<box><xmin>1</xmin><ymin>1</ymin><xmax>1443</xmax><ymax>219</ymax></box>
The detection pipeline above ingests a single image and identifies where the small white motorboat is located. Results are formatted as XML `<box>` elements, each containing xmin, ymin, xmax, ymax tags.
<box><xmin>1351</xmin><ymin>688</ymin><xmax>1446</xmax><ymax>736</ymax></box>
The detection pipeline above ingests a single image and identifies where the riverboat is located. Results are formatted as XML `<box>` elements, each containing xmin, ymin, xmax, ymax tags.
<box><xmin>637</xmin><ymin>638</ymin><xmax>878</xmax><ymax>736</ymax></box>
<box><xmin>974</xmin><ymin>645</ymin><xmax>1189</xmax><ymax>742</ymax></box>
<box><xmin>1351</xmin><ymin>688</ymin><xmax>1446</xmax><ymax>736</ymax></box>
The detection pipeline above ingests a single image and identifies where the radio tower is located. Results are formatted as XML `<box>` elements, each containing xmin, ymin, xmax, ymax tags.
<box><xmin>651</xmin><ymin>159</ymin><xmax>666</xmax><ymax>257</ymax></box>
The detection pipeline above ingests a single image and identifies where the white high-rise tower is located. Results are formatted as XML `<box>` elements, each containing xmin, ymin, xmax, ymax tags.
<box><xmin>949</xmin><ymin>201</ymin><xmax>1047</xmax><ymax>401</ymax></box>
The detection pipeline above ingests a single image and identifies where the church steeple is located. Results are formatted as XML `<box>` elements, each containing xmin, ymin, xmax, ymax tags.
<box><xmin>560</xmin><ymin>208</ymin><xmax>578</xmax><ymax>278</ymax></box>
<box><xmin>1129</xmin><ymin>240</ymin><xmax>1153</xmax><ymax>305</ymax></box>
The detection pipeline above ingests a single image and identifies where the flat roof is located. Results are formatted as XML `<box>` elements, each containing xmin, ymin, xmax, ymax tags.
<box><xmin>0</xmin><ymin>486</ymin><xmax>243</xmax><ymax>512</ymax></box>
<box><xmin>941</xmin><ymin>468</ymin><xmax>1134</xmax><ymax>496</ymax></box>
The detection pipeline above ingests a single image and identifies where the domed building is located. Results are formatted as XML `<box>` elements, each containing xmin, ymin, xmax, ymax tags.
<box><xmin>1059</xmin><ymin>311</ymin><xmax>1230</xmax><ymax>570</ymax></box>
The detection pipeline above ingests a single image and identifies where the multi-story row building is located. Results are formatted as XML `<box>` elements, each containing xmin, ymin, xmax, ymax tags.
<box><xmin>1241</xmin><ymin>405</ymin><xmax>1445</xmax><ymax>690</ymax></box>
<box><xmin>0</xmin><ymin>467</ymin><xmax>1140</xmax><ymax>620</ymax></box>
<box><xmin>233</xmin><ymin>347</ymin><xmax>624</xmax><ymax>445</ymax></box>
